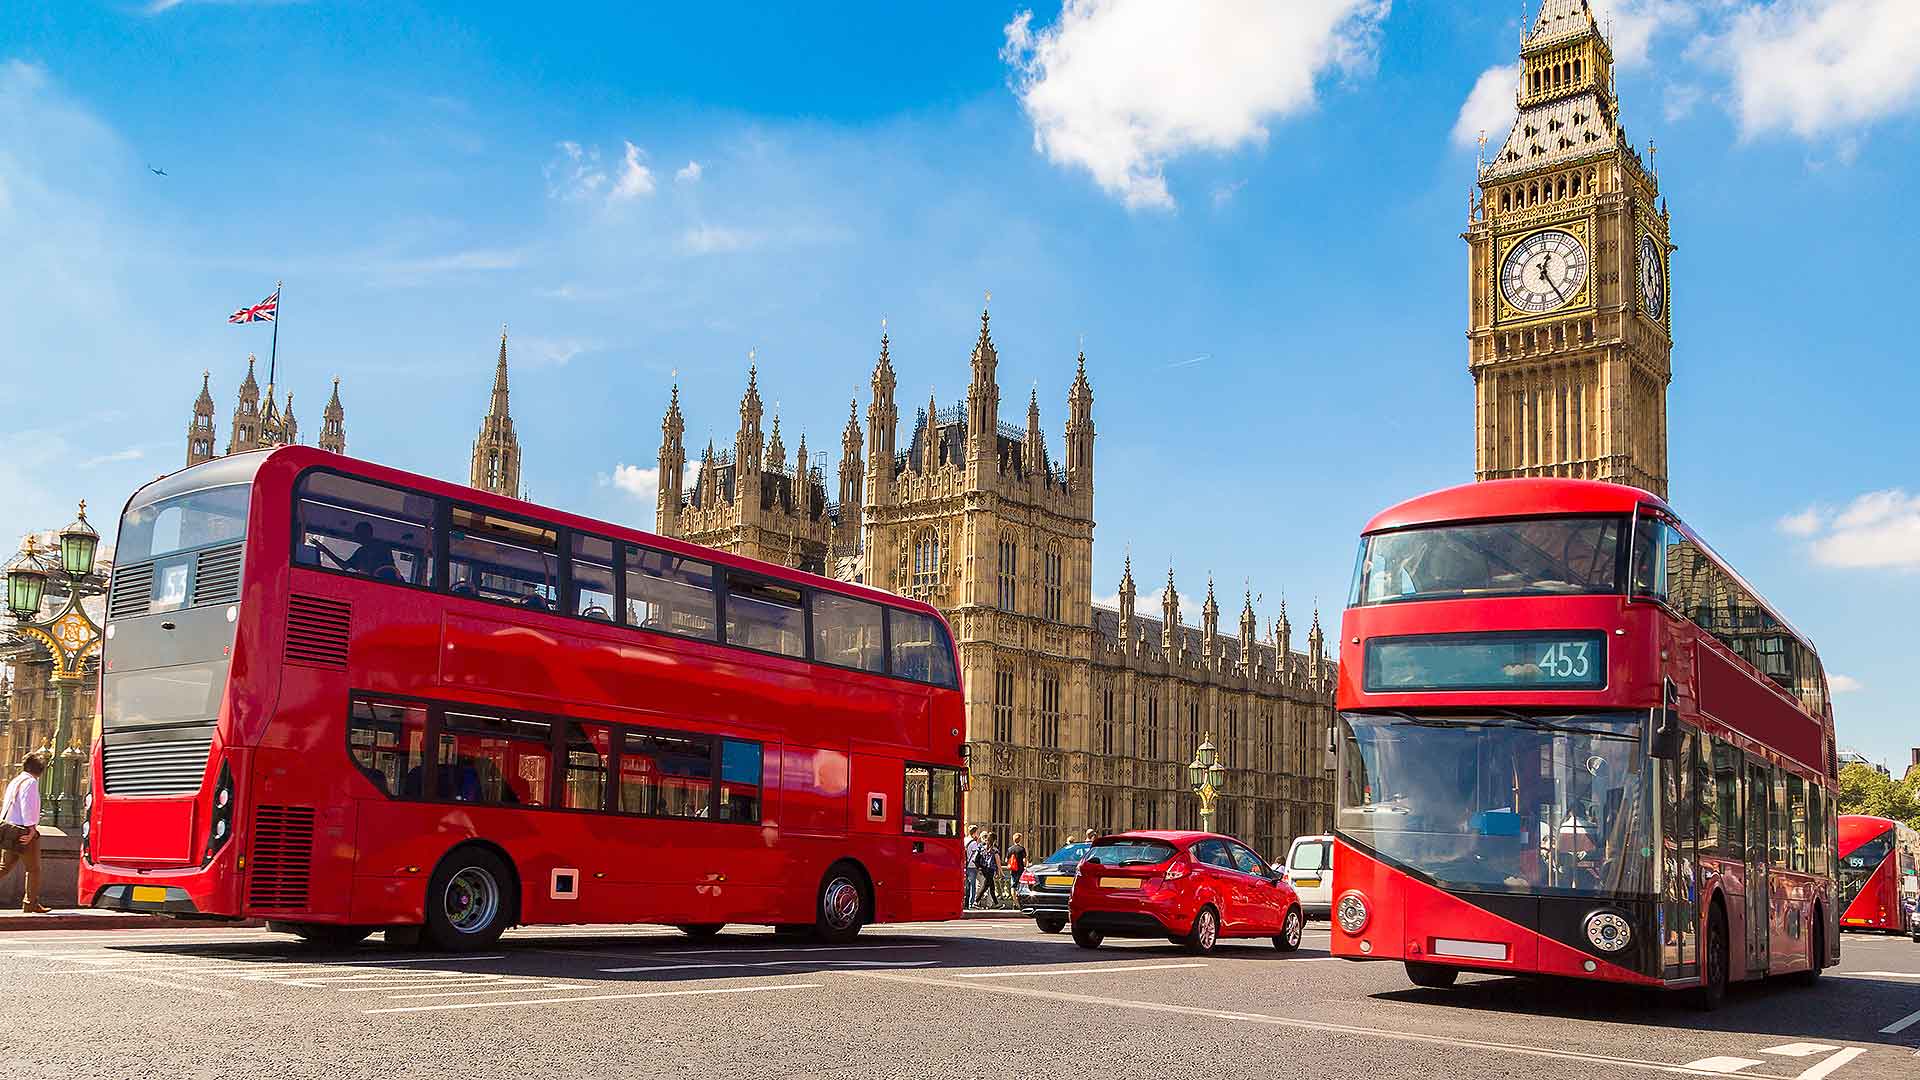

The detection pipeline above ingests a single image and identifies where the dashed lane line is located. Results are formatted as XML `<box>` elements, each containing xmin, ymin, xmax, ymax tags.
<box><xmin>952</xmin><ymin>963</ymin><xmax>1206</xmax><ymax>979</ymax></box>
<box><xmin>599</xmin><ymin>959</ymin><xmax>939</xmax><ymax>973</ymax></box>
<box><xmin>1880</xmin><ymin>1008</ymin><xmax>1920</xmax><ymax>1035</ymax></box>
<box><xmin>362</xmin><ymin>981</ymin><xmax>824</xmax><ymax>1015</ymax></box>
<box><xmin>851</xmin><ymin>970</ymin><xmax>1801</xmax><ymax>1079</ymax></box>
<box><xmin>1678</xmin><ymin>1058</ymin><xmax>1763</xmax><ymax>1074</ymax></box>
<box><xmin>384</xmin><ymin>983</ymin><xmax>587</xmax><ymax>1000</ymax></box>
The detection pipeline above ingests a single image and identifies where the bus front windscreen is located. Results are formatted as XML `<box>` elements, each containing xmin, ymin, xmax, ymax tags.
<box><xmin>1841</xmin><ymin>827</ymin><xmax>1894</xmax><ymax>907</ymax></box>
<box><xmin>1338</xmin><ymin>711</ymin><xmax>1650</xmax><ymax>896</ymax></box>
<box><xmin>1350</xmin><ymin>516</ymin><xmax>1624</xmax><ymax>605</ymax></box>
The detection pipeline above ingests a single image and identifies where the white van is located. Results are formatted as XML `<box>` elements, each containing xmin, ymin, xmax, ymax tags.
<box><xmin>1283</xmin><ymin>835</ymin><xmax>1334</xmax><ymax>918</ymax></box>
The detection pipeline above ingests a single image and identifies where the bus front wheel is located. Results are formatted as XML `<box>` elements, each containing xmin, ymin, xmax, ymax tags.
<box><xmin>425</xmin><ymin>847</ymin><xmax>515</xmax><ymax>951</ymax></box>
<box><xmin>814</xmin><ymin>862</ymin><xmax>870</xmax><ymax>945</ymax></box>
<box><xmin>1694</xmin><ymin>904</ymin><xmax>1729</xmax><ymax>1011</ymax></box>
<box><xmin>1405</xmin><ymin>962</ymin><xmax>1458</xmax><ymax>989</ymax></box>
<box><xmin>270</xmin><ymin>921</ymin><xmax>373</xmax><ymax>949</ymax></box>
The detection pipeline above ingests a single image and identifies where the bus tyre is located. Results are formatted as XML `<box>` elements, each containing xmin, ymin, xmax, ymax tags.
<box><xmin>1073</xmin><ymin>925</ymin><xmax>1103</xmax><ymax>950</ymax></box>
<box><xmin>1035</xmin><ymin>915</ymin><xmax>1067</xmax><ymax>934</ymax></box>
<box><xmin>676</xmin><ymin>924</ymin><xmax>725</xmax><ymax>940</ymax></box>
<box><xmin>1183</xmin><ymin>906</ymin><xmax>1220</xmax><ymax>955</ymax></box>
<box><xmin>1791</xmin><ymin>919</ymin><xmax>1823</xmax><ymax>987</ymax></box>
<box><xmin>1405</xmin><ymin>962</ymin><xmax>1458</xmax><ymax>989</ymax></box>
<box><xmin>425</xmin><ymin>847</ymin><xmax>514</xmax><ymax>951</ymax></box>
<box><xmin>1275</xmin><ymin>905</ymin><xmax>1305</xmax><ymax>952</ymax></box>
<box><xmin>1695</xmin><ymin>905</ymin><xmax>1729</xmax><ymax>1012</ymax></box>
<box><xmin>271</xmin><ymin>922</ymin><xmax>374</xmax><ymax>949</ymax></box>
<box><xmin>814</xmin><ymin>863</ymin><xmax>869</xmax><ymax>945</ymax></box>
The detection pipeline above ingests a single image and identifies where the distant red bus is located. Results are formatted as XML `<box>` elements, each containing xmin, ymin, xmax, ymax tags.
<box><xmin>80</xmin><ymin>447</ymin><xmax>966</xmax><ymax>948</ymax></box>
<box><xmin>1331</xmin><ymin>479</ymin><xmax>1838</xmax><ymax>1008</ymax></box>
<box><xmin>1838</xmin><ymin>815</ymin><xmax>1918</xmax><ymax>936</ymax></box>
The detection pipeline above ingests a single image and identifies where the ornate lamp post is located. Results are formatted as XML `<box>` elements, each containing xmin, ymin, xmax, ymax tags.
<box><xmin>4</xmin><ymin>503</ymin><xmax>103</xmax><ymax>828</ymax></box>
<box><xmin>1188</xmin><ymin>735</ymin><xmax>1227</xmax><ymax>833</ymax></box>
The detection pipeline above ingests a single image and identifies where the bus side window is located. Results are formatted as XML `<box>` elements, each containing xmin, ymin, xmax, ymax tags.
<box><xmin>570</xmin><ymin>535</ymin><xmax>616</xmax><ymax>621</ymax></box>
<box><xmin>620</xmin><ymin>730</ymin><xmax>715</xmax><ymax>818</ymax></box>
<box><xmin>294</xmin><ymin>472</ymin><xmax>436</xmax><ymax>585</ymax></box>
<box><xmin>1712</xmin><ymin>739</ymin><xmax>1742</xmax><ymax>857</ymax></box>
<box><xmin>889</xmin><ymin>609</ymin><xmax>958</xmax><ymax>688</ymax></box>
<box><xmin>347</xmin><ymin>698</ymin><xmax>427</xmax><ymax>798</ymax></box>
<box><xmin>562</xmin><ymin>722</ymin><xmax>613</xmax><ymax>811</ymax></box>
<box><xmin>724</xmin><ymin>573</ymin><xmax>805</xmax><ymax>658</ymax></box>
<box><xmin>1694</xmin><ymin>736</ymin><xmax>1719</xmax><ymax>860</ymax></box>
<box><xmin>448</xmin><ymin>507</ymin><xmax>560</xmax><ymax>611</ymax></box>
<box><xmin>1786</xmin><ymin>775</ymin><xmax>1808</xmax><ymax>873</ymax></box>
<box><xmin>719</xmin><ymin>740</ymin><xmax>762</xmax><ymax>823</ymax></box>
<box><xmin>438</xmin><ymin>710</ymin><xmax>552</xmax><ymax>807</ymax></box>
<box><xmin>623</xmin><ymin>546</ymin><xmax>717</xmax><ymax>641</ymax></box>
<box><xmin>811</xmin><ymin>592</ymin><xmax>885</xmax><ymax>673</ymax></box>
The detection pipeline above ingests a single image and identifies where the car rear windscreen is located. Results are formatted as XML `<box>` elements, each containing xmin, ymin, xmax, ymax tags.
<box><xmin>1088</xmin><ymin>839</ymin><xmax>1177</xmax><ymax>866</ymax></box>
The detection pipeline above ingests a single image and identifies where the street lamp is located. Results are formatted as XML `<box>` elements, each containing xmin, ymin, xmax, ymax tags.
<box><xmin>1189</xmin><ymin>735</ymin><xmax>1226</xmax><ymax>833</ymax></box>
<box><xmin>60</xmin><ymin>503</ymin><xmax>99</xmax><ymax>579</ymax></box>
<box><xmin>2</xmin><ymin>503</ymin><xmax>105</xmax><ymax>829</ymax></box>
<box><xmin>6</xmin><ymin>542</ymin><xmax>48</xmax><ymax>619</ymax></box>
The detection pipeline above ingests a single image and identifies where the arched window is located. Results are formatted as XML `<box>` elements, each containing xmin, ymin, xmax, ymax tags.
<box><xmin>1043</xmin><ymin>543</ymin><xmax>1063</xmax><ymax>622</ymax></box>
<box><xmin>1574</xmin><ymin>58</ymin><xmax>1582</xmax><ymax>82</ymax></box>
<box><xmin>912</xmin><ymin>528</ymin><xmax>940</xmax><ymax>597</ymax></box>
<box><xmin>997</xmin><ymin>536</ymin><xmax>1018</xmax><ymax>611</ymax></box>
<box><xmin>1572</xmin><ymin>174</ymin><xmax>1582</xmax><ymax>196</ymax></box>
<box><xmin>1500</xmin><ymin>190</ymin><xmax>1510</xmax><ymax>212</ymax></box>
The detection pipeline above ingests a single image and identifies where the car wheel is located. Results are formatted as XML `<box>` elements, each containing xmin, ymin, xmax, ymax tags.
<box><xmin>1072</xmin><ymin>924</ymin><xmax>1104</xmax><ymax>950</ymax></box>
<box><xmin>814</xmin><ymin>862</ymin><xmax>870</xmax><ymax>945</ymax></box>
<box><xmin>1035</xmin><ymin>915</ymin><xmax>1067</xmax><ymax>934</ymax></box>
<box><xmin>1693</xmin><ymin>904</ymin><xmax>1729</xmax><ymax>1012</ymax></box>
<box><xmin>271</xmin><ymin>922</ymin><xmax>374</xmax><ymax>949</ymax></box>
<box><xmin>676</xmin><ymin>924</ymin><xmax>725</xmax><ymax>940</ymax></box>
<box><xmin>1274</xmin><ymin>906</ymin><xmax>1304</xmax><ymax>953</ymax></box>
<box><xmin>1405</xmin><ymin>961</ymin><xmax>1458</xmax><ymax>988</ymax></box>
<box><xmin>1183</xmin><ymin>906</ymin><xmax>1220</xmax><ymax>955</ymax></box>
<box><xmin>424</xmin><ymin>847</ymin><xmax>514</xmax><ymax>951</ymax></box>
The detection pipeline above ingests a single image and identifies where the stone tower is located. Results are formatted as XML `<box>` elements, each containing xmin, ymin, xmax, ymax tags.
<box><xmin>470</xmin><ymin>325</ymin><xmax>523</xmax><ymax>497</ymax></box>
<box><xmin>319</xmin><ymin>377</ymin><xmax>347</xmax><ymax>454</ymax></box>
<box><xmin>1465</xmin><ymin>0</ymin><xmax>1672</xmax><ymax>497</ymax></box>
<box><xmin>187</xmin><ymin>371</ymin><xmax>217</xmax><ymax>465</ymax></box>
<box><xmin>657</xmin><ymin>384</ymin><xmax>686</xmax><ymax>535</ymax></box>
<box><xmin>226</xmin><ymin>354</ymin><xmax>263</xmax><ymax>455</ymax></box>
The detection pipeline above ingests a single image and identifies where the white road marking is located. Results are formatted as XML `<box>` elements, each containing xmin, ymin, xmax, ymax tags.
<box><xmin>1880</xmin><ymin>1008</ymin><xmax>1920</xmax><ymax>1035</ymax></box>
<box><xmin>385</xmin><ymin>983</ymin><xmax>585</xmax><ymax>1000</ymax></box>
<box><xmin>953</xmin><ymin>963</ymin><xmax>1207</xmax><ymax>979</ymax></box>
<box><xmin>74</xmin><ymin>971</ymin><xmax>240</xmax><ymax>999</ymax></box>
<box><xmin>1792</xmin><ymin>1048</ymin><xmax>1864</xmax><ymax>1080</ymax></box>
<box><xmin>363</xmin><ymin>981</ymin><xmax>823</xmax><ymax>1015</ymax></box>
<box><xmin>1760</xmin><ymin>1045</ymin><xmax>1837</xmax><ymax>1058</ymax></box>
<box><xmin>855</xmin><ymin>970</ymin><xmax>1800</xmax><ymax>1079</ymax></box>
<box><xmin>1680</xmin><ymin>1059</ymin><xmax>1764</xmax><ymax>1074</ymax></box>
<box><xmin>658</xmin><ymin>943</ymin><xmax>942</xmax><ymax>956</ymax></box>
<box><xmin>1839</xmin><ymin>971</ymin><xmax>1920</xmax><ymax>980</ymax></box>
<box><xmin>335</xmin><ymin>979</ymin><xmax>520</xmax><ymax>993</ymax></box>
<box><xmin>600</xmin><ymin>958</ymin><xmax>938</xmax><ymax>973</ymax></box>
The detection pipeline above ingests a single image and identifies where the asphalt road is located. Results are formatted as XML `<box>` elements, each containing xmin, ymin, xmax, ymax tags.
<box><xmin>2</xmin><ymin>919</ymin><xmax>1916</xmax><ymax>1079</ymax></box>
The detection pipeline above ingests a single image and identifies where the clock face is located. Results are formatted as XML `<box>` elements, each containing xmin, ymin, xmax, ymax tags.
<box><xmin>1500</xmin><ymin>229</ymin><xmax>1589</xmax><ymax>315</ymax></box>
<box><xmin>1638</xmin><ymin>234</ymin><xmax>1665</xmax><ymax>320</ymax></box>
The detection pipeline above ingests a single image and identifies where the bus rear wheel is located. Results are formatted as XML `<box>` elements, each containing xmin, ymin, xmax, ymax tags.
<box><xmin>676</xmin><ymin>924</ymin><xmax>725</xmax><ymax>940</ymax></box>
<box><xmin>271</xmin><ymin>922</ymin><xmax>374</xmax><ymax>949</ymax></box>
<box><xmin>814</xmin><ymin>863</ymin><xmax>870</xmax><ymax>945</ymax></box>
<box><xmin>425</xmin><ymin>847</ymin><xmax>514</xmax><ymax>951</ymax></box>
<box><xmin>1791</xmin><ymin>918</ymin><xmax>1824</xmax><ymax>987</ymax></box>
<box><xmin>1405</xmin><ymin>961</ymin><xmax>1458</xmax><ymax>989</ymax></box>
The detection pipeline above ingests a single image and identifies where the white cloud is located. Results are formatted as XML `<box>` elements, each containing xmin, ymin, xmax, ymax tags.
<box><xmin>545</xmin><ymin>141</ymin><xmax>606</xmax><ymax>200</ymax></box>
<box><xmin>1452</xmin><ymin>65</ymin><xmax>1516</xmax><ymax>149</ymax></box>
<box><xmin>1778</xmin><ymin>489</ymin><xmax>1920</xmax><ymax>569</ymax></box>
<box><xmin>675</xmin><ymin>160</ymin><xmax>703</xmax><ymax>183</ymax></box>
<box><xmin>1001</xmin><ymin>0</ymin><xmax>1391</xmax><ymax>209</ymax></box>
<box><xmin>604</xmin><ymin>463</ymin><xmax>660</xmax><ymax>506</ymax></box>
<box><xmin>515</xmin><ymin>335</ymin><xmax>598</xmax><ymax>368</ymax></box>
<box><xmin>1829</xmin><ymin>674</ymin><xmax>1863</xmax><ymax>693</ymax></box>
<box><xmin>1210</xmin><ymin>179</ymin><xmax>1246</xmax><ymax>207</ymax></box>
<box><xmin>610</xmin><ymin>141</ymin><xmax>655</xmax><ymax>200</ymax></box>
<box><xmin>1719</xmin><ymin>0</ymin><xmax>1920</xmax><ymax>140</ymax></box>
<box><xmin>80</xmin><ymin>446</ymin><xmax>145</xmax><ymax>468</ymax></box>
<box><xmin>679</xmin><ymin>224</ymin><xmax>764</xmax><ymax>255</ymax></box>
<box><xmin>1092</xmin><ymin>591</ymin><xmax>1122</xmax><ymax>610</ymax></box>
<box><xmin>1589</xmin><ymin>0</ymin><xmax>1697</xmax><ymax>67</ymax></box>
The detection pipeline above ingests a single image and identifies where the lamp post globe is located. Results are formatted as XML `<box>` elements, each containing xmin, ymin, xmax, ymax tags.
<box><xmin>60</xmin><ymin>501</ymin><xmax>99</xmax><ymax>579</ymax></box>
<box><xmin>1196</xmin><ymin>737</ymin><xmax>1217</xmax><ymax>769</ymax></box>
<box><xmin>1208</xmin><ymin>760</ymin><xmax>1226</xmax><ymax>791</ymax></box>
<box><xmin>1187</xmin><ymin>756</ymin><xmax>1206</xmax><ymax>791</ymax></box>
<box><xmin>6</xmin><ymin>545</ymin><xmax>47</xmax><ymax>619</ymax></box>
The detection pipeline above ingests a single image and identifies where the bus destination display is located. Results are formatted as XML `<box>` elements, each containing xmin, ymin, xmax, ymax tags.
<box><xmin>1363</xmin><ymin>631</ymin><xmax>1607</xmax><ymax>692</ymax></box>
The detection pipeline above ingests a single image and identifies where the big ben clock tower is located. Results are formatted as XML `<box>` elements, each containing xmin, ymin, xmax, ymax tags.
<box><xmin>1466</xmin><ymin>0</ymin><xmax>1672</xmax><ymax>497</ymax></box>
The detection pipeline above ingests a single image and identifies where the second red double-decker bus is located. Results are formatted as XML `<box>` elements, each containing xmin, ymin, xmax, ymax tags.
<box><xmin>80</xmin><ymin>446</ymin><xmax>966</xmax><ymax>948</ymax></box>
<box><xmin>1838</xmin><ymin>815</ymin><xmax>1919</xmax><ymax>938</ymax></box>
<box><xmin>1331</xmin><ymin>479</ymin><xmax>1838</xmax><ymax>1008</ymax></box>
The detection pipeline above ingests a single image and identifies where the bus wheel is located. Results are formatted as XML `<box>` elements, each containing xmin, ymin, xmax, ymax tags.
<box><xmin>425</xmin><ymin>847</ymin><xmax>514</xmax><ymax>951</ymax></box>
<box><xmin>676</xmin><ymin>924</ymin><xmax>725</xmax><ymax>940</ymax></box>
<box><xmin>1694</xmin><ymin>904</ymin><xmax>1729</xmax><ymax>1011</ymax></box>
<box><xmin>270</xmin><ymin>922</ymin><xmax>373</xmax><ymax>949</ymax></box>
<box><xmin>1791</xmin><ymin>917</ymin><xmax>1824</xmax><ymax>987</ymax></box>
<box><xmin>1405</xmin><ymin>962</ymin><xmax>1458</xmax><ymax>988</ymax></box>
<box><xmin>1274</xmin><ymin>905</ymin><xmax>1305</xmax><ymax>953</ymax></box>
<box><xmin>814</xmin><ymin>863</ymin><xmax>869</xmax><ymax>945</ymax></box>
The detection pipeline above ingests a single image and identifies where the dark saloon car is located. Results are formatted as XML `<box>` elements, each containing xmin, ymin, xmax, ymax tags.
<box><xmin>1015</xmin><ymin>842</ymin><xmax>1092</xmax><ymax>933</ymax></box>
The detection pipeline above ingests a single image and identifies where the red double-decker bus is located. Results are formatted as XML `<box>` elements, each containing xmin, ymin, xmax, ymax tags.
<box><xmin>1330</xmin><ymin>479</ymin><xmax>1838</xmax><ymax>1008</ymax></box>
<box><xmin>80</xmin><ymin>447</ymin><xmax>966</xmax><ymax>948</ymax></box>
<box><xmin>1838</xmin><ymin>815</ymin><xmax>1918</xmax><ymax>938</ymax></box>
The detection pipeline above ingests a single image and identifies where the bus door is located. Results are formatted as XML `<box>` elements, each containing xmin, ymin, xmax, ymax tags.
<box><xmin>1744</xmin><ymin>761</ymin><xmax>1771</xmax><ymax>973</ymax></box>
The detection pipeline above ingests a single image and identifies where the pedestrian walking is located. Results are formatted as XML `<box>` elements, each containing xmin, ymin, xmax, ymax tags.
<box><xmin>1005</xmin><ymin>832</ymin><xmax>1028</xmax><ymax>884</ymax></box>
<box><xmin>1083</xmin><ymin>828</ymin><xmax>1097</xmax><ymax>844</ymax></box>
<box><xmin>1</xmin><ymin>753</ymin><xmax>52</xmax><ymax>914</ymax></box>
<box><xmin>963</xmin><ymin>826</ymin><xmax>981</xmax><ymax>908</ymax></box>
<box><xmin>974</xmin><ymin>831</ymin><xmax>1001</xmax><ymax>909</ymax></box>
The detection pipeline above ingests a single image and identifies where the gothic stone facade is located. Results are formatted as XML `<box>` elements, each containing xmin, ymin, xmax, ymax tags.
<box><xmin>1466</xmin><ymin>0</ymin><xmax>1672</xmax><ymax>497</ymax></box>
<box><xmin>656</xmin><ymin>308</ymin><xmax>1335</xmax><ymax>859</ymax></box>
<box><xmin>186</xmin><ymin>353</ymin><xmax>345</xmax><ymax>466</ymax></box>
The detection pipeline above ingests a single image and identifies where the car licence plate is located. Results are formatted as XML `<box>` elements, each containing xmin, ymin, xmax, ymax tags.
<box><xmin>1099</xmin><ymin>876</ymin><xmax>1139</xmax><ymax>890</ymax></box>
<box><xmin>132</xmin><ymin>886</ymin><xmax>167</xmax><ymax>903</ymax></box>
<box><xmin>1294</xmin><ymin>877</ymin><xmax>1321</xmax><ymax>888</ymax></box>
<box><xmin>1044</xmin><ymin>876</ymin><xmax>1075</xmax><ymax>888</ymax></box>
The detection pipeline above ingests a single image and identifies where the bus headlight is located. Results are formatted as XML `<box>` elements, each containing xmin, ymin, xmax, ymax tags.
<box><xmin>1337</xmin><ymin>891</ymin><xmax>1371</xmax><ymax>935</ymax></box>
<box><xmin>1585</xmin><ymin>911</ymin><xmax>1631</xmax><ymax>953</ymax></box>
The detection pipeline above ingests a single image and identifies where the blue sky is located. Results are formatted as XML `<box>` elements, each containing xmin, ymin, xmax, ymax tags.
<box><xmin>3</xmin><ymin>1</ymin><xmax>1918</xmax><ymax>768</ymax></box>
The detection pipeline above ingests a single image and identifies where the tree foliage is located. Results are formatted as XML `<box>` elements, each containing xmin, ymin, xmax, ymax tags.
<box><xmin>1837</xmin><ymin>762</ymin><xmax>1920</xmax><ymax>829</ymax></box>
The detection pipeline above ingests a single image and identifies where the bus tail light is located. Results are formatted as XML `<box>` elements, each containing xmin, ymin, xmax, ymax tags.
<box><xmin>205</xmin><ymin>762</ymin><xmax>235</xmax><ymax>864</ymax></box>
<box><xmin>1337</xmin><ymin>891</ymin><xmax>1371</xmax><ymax>934</ymax></box>
<box><xmin>81</xmin><ymin>788</ymin><xmax>92</xmax><ymax>863</ymax></box>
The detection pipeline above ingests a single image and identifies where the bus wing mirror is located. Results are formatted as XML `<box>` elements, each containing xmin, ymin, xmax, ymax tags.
<box><xmin>1649</xmin><ymin>708</ymin><xmax>1683</xmax><ymax>761</ymax></box>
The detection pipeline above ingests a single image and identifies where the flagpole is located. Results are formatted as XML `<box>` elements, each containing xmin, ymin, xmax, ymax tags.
<box><xmin>267</xmin><ymin>280</ymin><xmax>282</xmax><ymax>389</ymax></box>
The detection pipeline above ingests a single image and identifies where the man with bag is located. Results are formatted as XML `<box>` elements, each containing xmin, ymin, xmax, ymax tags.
<box><xmin>1</xmin><ymin>753</ymin><xmax>53</xmax><ymax>914</ymax></box>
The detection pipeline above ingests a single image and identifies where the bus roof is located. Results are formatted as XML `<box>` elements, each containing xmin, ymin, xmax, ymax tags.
<box><xmin>175</xmin><ymin>445</ymin><xmax>945</xmax><ymax>619</ymax></box>
<box><xmin>1362</xmin><ymin>478</ymin><xmax>1674</xmax><ymax>535</ymax></box>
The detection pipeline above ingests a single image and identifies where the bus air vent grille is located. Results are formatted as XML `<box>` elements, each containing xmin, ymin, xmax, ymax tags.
<box><xmin>248</xmin><ymin>805</ymin><xmax>317</xmax><ymax>910</ymax></box>
<box><xmin>193</xmin><ymin>543</ymin><xmax>244</xmax><ymax>606</ymax></box>
<box><xmin>101</xmin><ymin>735</ymin><xmax>215</xmax><ymax>796</ymax></box>
<box><xmin>285</xmin><ymin>594</ymin><xmax>351</xmax><ymax>670</ymax></box>
<box><xmin>107</xmin><ymin>561</ymin><xmax>155</xmax><ymax>620</ymax></box>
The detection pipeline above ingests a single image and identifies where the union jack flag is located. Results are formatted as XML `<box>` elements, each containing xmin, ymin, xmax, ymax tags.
<box><xmin>228</xmin><ymin>287</ymin><xmax>279</xmax><ymax>324</ymax></box>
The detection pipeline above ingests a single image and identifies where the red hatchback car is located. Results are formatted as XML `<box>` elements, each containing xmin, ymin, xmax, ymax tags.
<box><xmin>1068</xmin><ymin>831</ymin><xmax>1305</xmax><ymax>954</ymax></box>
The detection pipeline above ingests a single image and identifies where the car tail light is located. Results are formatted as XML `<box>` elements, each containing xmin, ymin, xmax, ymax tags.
<box><xmin>1161</xmin><ymin>862</ymin><xmax>1188</xmax><ymax>881</ymax></box>
<box><xmin>1020</xmin><ymin>871</ymin><xmax>1037</xmax><ymax>885</ymax></box>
